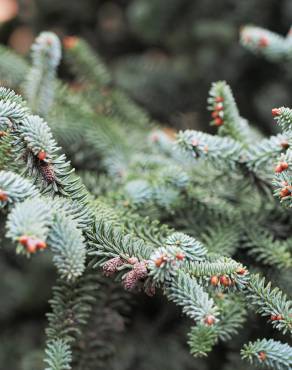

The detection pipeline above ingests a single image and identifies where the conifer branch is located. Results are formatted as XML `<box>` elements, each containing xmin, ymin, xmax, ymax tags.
<box><xmin>187</xmin><ymin>324</ymin><xmax>218</xmax><ymax>357</ymax></box>
<box><xmin>215</xmin><ymin>293</ymin><xmax>247</xmax><ymax>341</ymax></box>
<box><xmin>272</xmin><ymin>106</ymin><xmax>292</xmax><ymax>132</ymax></box>
<box><xmin>0</xmin><ymin>45</ymin><xmax>28</xmax><ymax>88</ymax></box>
<box><xmin>240</xmin><ymin>25</ymin><xmax>292</xmax><ymax>62</ymax></box>
<box><xmin>208</xmin><ymin>81</ymin><xmax>249</xmax><ymax>144</ymax></box>
<box><xmin>241</xmin><ymin>339</ymin><xmax>292</xmax><ymax>370</ymax></box>
<box><xmin>166</xmin><ymin>270</ymin><xmax>219</xmax><ymax>324</ymax></box>
<box><xmin>44</xmin><ymin>339</ymin><xmax>72</xmax><ymax>370</ymax></box>
<box><xmin>63</xmin><ymin>37</ymin><xmax>111</xmax><ymax>88</ymax></box>
<box><xmin>48</xmin><ymin>213</ymin><xmax>86</xmax><ymax>281</ymax></box>
<box><xmin>24</xmin><ymin>32</ymin><xmax>61</xmax><ymax>116</ymax></box>
<box><xmin>246</xmin><ymin>274</ymin><xmax>292</xmax><ymax>335</ymax></box>
<box><xmin>184</xmin><ymin>258</ymin><xmax>249</xmax><ymax>291</ymax></box>
<box><xmin>89</xmin><ymin>219</ymin><xmax>154</xmax><ymax>265</ymax></box>
<box><xmin>243</xmin><ymin>225</ymin><xmax>292</xmax><ymax>269</ymax></box>
<box><xmin>176</xmin><ymin>129</ymin><xmax>244</xmax><ymax>169</ymax></box>
<box><xmin>6</xmin><ymin>197</ymin><xmax>53</xmax><ymax>255</ymax></box>
<box><xmin>0</xmin><ymin>170</ymin><xmax>38</xmax><ymax>208</ymax></box>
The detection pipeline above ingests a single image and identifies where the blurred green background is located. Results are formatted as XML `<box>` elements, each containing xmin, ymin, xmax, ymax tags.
<box><xmin>1</xmin><ymin>0</ymin><xmax>292</xmax><ymax>131</ymax></box>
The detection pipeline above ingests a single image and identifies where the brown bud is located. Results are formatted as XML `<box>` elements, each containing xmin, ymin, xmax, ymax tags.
<box><xmin>272</xmin><ymin>108</ymin><xmax>280</xmax><ymax>117</ymax></box>
<box><xmin>214</xmin><ymin>117</ymin><xmax>223</xmax><ymax>126</ymax></box>
<box><xmin>175</xmin><ymin>252</ymin><xmax>185</xmax><ymax>261</ymax></box>
<box><xmin>220</xmin><ymin>275</ymin><xmax>232</xmax><ymax>287</ymax></box>
<box><xmin>38</xmin><ymin>150</ymin><xmax>47</xmax><ymax>161</ymax></box>
<box><xmin>204</xmin><ymin>315</ymin><xmax>215</xmax><ymax>326</ymax></box>
<box><xmin>63</xmin><ymin>36</ymin><xmax>79</xmax><ymax>49</ymax></box>
<box><xmin>280</xmin><ymin>187</ymin><xmax>291</xmax><ymax>198</ymax></box>
<box><xmin>155</xmin><ymin>255</ymin><xmax>167</xmax><ymax>267</ymax></box>
<box><xmin>26</xmin><ymin>238</ymin><xmax>38</xmax><ymax>254</ymax></box>
<box><xmin>275</xmin><ymin>161</ymin><xmax>289</xmax><ymax>173</ymax></box>
<box><xmin>0</xmin><ymin>190</ymin><xmax>8</xmax><ymax>201</ymax></box>
<box><xmin>19</xmin><ymin>235</ymin><xmax>29</xmax><ymax>246</ymax></box>
<box><xmin>210</xmin><ymin>275</ymin><xmax>219</xmax><ymax>286</ymax></box>
<box><xmin>281</xmin><ymin>140</ymin><xmax>289</xmax><ymax>149</ymax></box>
<box><xmin>236</xmin><ymin>267</ymin><xmax>247</xmax><ymax>275</ymax></box>
<box><xmin>36</xmin><ymin>240</ymin><xmax>47</xmax><ymax>250</ymax></box>
<box><xmin>127</xmin><ymin>257</ymin><xmax>138</xmax><ymax>265</ymax></box>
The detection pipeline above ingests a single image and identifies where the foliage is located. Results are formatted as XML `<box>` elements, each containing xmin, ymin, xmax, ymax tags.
<box><xmin>0</xmin><ymin>21</ymin><xmax>291</xmax><ymax>370</ymax></box>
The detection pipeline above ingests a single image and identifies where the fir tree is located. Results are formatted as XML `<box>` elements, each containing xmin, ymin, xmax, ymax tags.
<box><xmin>0</xmin><ymin>24</ymin><xmax>291</xmax><ymax>370</ymax></box>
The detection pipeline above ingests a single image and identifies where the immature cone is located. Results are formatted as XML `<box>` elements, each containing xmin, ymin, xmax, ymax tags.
<box><xmin>39</xmin><ymin>162</ymin><xmax>56</xmax><ymax>183</ymax></box>
<box><xmin>133</xmin><ymin>261</ymin><xmax>148</xmax><ymax>280</ymax></box>
<box><xmin>103</xmin><ymin>257</ymin><xmax>123</xmax><ymax>277</ymax></box>
<box><xmin>122</xmin><ymin>270</ymin><xmax>139</xmax><ymax>291</ymax></box>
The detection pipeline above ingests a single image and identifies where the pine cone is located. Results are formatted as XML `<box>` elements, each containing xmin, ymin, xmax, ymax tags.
<box><xmin>39</xmin><ymin>161</ymin><xmax>56</xmax><ymax>183</ymax></box>
<box><xmin>103</xmin><ymin>256</ymin><xmax>123</xmax><ymax>277</ymax></box>
<box><xmin>133</xmin><ymin>261</ymin><xmax>148</xmax><ymax>280</ymax></box>
<box><xmin>122</xmin><ymin>270</ymin><xmax>139</xmax><ymax>291</ymax></box>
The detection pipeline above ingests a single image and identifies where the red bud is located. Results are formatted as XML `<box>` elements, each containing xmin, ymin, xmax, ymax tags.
<box><xmin>204</xmin><ymin>315</ymin><xmax>215</xmax><ymax>326</ymax></box>
<box><xmin>38</xmin><ymin>151</ymin><xmax>47</xmax><ymax>161</ymax></box>
<box><xmin>272</xmin><ymin>108</ymin><xmax>280</xmax><ymax>117</ymax></box>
